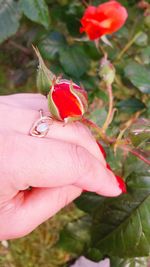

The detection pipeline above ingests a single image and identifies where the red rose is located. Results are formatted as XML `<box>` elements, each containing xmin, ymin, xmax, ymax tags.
<box><xmin>48</xmin><ymin>79</ymin><xmax>88</xmax><ymax>122</ymax></box>
<box><xmin>80</xmin><ymin>0</ymin><xmax>128</xmax><ymax>40</ymax></box>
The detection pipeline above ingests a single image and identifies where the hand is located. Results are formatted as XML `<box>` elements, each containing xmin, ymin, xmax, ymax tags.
<box><xmin>0</xmin><ymin>94</ymin><xmax>123</xmax><ymax>240</ymax></box>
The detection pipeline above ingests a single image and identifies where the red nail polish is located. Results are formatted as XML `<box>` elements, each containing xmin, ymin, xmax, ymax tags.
<box><xmin>106</xmin><ymin>163</ymin><xmax>112</xmax><ymax>170</ymax></box>
<box><xmin>82</xmin><ymin>189</ymin><xmax>87</xmax><ymax>192</ymax></box>
<box><xmin>115</xmin><ymin>175</ymin><xmax>127</xmax><ymax>193</ymax></box>
<box><xmin>97</xmin><ymin>142</ymin><xmax>106</xmax><ymax>159</ymax></box>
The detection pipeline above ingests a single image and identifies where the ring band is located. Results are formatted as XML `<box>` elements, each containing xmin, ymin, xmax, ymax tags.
<box><xmin>29</xmin><ymin>109</ymin><xmax>53</xmax><ymax>138</ymax></box>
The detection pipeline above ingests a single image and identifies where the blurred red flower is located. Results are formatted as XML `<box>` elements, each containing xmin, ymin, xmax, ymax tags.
<box><xmin>80</xmin><ymin>0</ymin><xmax>128</xmax><ymax>40</ymax></box>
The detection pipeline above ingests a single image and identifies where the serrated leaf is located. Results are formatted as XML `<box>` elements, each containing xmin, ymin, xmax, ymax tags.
<box><xmin>0</xmin><ymin>0</ymin><xmax>21</xmax><ymax>43</ymax></box>
<box><xmin>20</xmin><ymin>0</ymin><xmax>50</xmax><ymax>30</ymax></box>
<box><xmin>59</xmin><ymin>45</ymin><xmax>90</xmax><ymax>78</ymax></box>
<box><xmin>111</xmin><ymin>257</ymin><xmax>149</xmax><ymax>267</ymax></box>
<box><xmin>124</xmin><ymin>62</ymin><xmax>150</xmax><ymax>94</ymax></box>
<box><xmin>38</xmin><ymin>31</ymin><xmax>67</xmax><ymax>60</ymax></box>
<box><xmin>90</xmin><ymin>162</ymin><xmax>150</xmax><ymax>258</ymax></box>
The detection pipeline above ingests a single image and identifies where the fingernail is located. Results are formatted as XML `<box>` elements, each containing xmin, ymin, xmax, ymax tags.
<box><xmin>115</xmin><ymin>175</ymin><xmax>127</xmax><ymax>193</ymax></box>
<box><xmin>97</xmin><ymin>142</ymin><xmax>106</xmax><ymax>158</ymax></box>
<box><xmin>106</xmin><ymin>163</ymin><xmax>111</xmax><ymax>170</ymax></box>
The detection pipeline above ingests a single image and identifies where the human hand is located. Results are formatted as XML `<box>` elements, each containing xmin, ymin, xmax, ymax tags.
<box><xmin>0</xmin><ymin>94</ymin><xmax>124</xmax><ymax>240</ymax></box>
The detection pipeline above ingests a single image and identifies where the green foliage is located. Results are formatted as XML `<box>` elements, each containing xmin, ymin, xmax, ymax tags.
<box><xmin>75</xmin><ymin>160</ymin><xmax>150</xmax><ymax>260</ymax></box>
<box><xmin>110</xmin><ymin>257</ymin><xmax>149</xmax><ymax>267</ymax></box>
<box><xmin>116</xmin><ymin>98</ymin><xmax>145</xmax><ymax>114</ymax></box>
<box><xmin>0</xmin><ymin>0</ymin><xmax>21</xmax><ymax>43</ymax></box>
<box><xmin>57</xmin><ymin>216</ymin><xmax>91</xmax><ymax>255</ymax></box>
<box><xmin>0</xmin><ymin>0</ymin><xmax>50</xmax><ymax>43</ymax></box>
<box><xmin>0</xmin><ymin>0</ymin><xmax>150</xmax><ymax>266</ymax></box>
<box><xmin>39</xmin><ymin>31</ymin><xmax>67</xmax><ymax>61</ymax></box>
<box><xmin>124</xmin><ymin>62</ymin><xmax>150</xmax><ymax>94</ymax></box>
<box><xmin>129</xmin><ymin>119</ymin><xmax>150</xmax><ymax>148</ymax></box>
<box><xmin>59</xmin><ymin>45</ymin><xmax>90</xmax><ymax>78</ymax></box>
<box><xmin>20</xmin><ymin>0</ymin><xmax>50</xmax><ymax>29</ymax></box>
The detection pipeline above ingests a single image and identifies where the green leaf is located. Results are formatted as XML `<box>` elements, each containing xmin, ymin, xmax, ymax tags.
<box><xmin>134</xmin><ymin>32</ymin><xmax>148</xmax><ymax>47</ymax></box>
<box><xmin>75</xmin><ymin>192</ymin><xmax>105</xmax><ymax>215</ymax></box>
<box><xmin>89</xmin><ymin>108</ymin><xmax>107</xmax><ymax>127</ymax></box>
<box><xmin>38</xmin><ymin>31</ymin><xmax>67</xmax><ymax>61</ymax></box>
<box><xmin>85</xmin><ymin>248</ymin><xmax>103</xmax><ymax>262</ymax></box>
<box><xmin>128</xmin><ymin>118</ymin><xmax>150</xmax><ymax>147</ymax></box>
<box><xmin>20</xmin><ymin>0</ymin><xmax>50</xmax><ymax>30</ymax></box>
<box><xmin>117</xmin><ymin>98</ymin><xmax>145</xmax><ymax>114</ymax></box>
<box><xmin>0</xmin><ymin>0</ymin><xmax>21</xmax><ymax>43</ymax></box>
<box><xmin>90</xmin><ymin>162</ymin><xmax>150</xmax><ymax>258</ymax></box>
<box><xmin>141</xmin><ymin>46</ymin><xmax>150</xmax><ymax>65</ymax></box>
<box><xmin>124</xmin><ymin>62</ymin><xmax>150</xmax><ymax>94</ymax></box>
<box><xmin>111</xmin><ymin>257</ymin><xmax>149</xmax><ymax>267</ymax></box>
<box><xmin>57</xmin><ymin>216</ymin><xmax>91</xmax><ymax>255</ymax></box>
<box><xmin>59</xmin><ymin>45</ymin><xmax>90</xmax><ymax>78</ymax></box>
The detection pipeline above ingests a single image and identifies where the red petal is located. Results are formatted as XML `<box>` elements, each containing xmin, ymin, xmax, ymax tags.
<box><xmin>80</xmin><ymin>1</ymin><xmax>128</xmax><ymax>40</ymax></box>
<box><xmin>52</xmin><ymin>82</ymin><xmax>82</xmax><ymax>120</ymax></box>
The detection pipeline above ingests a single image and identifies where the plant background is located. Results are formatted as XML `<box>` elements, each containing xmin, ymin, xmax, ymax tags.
<box><xmin>0</xmin><ymin>0</ymin><xmax>150</xmax><ymax>266</ymax></box>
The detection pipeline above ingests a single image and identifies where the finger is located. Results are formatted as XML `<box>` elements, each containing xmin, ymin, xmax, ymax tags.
<box><xmin>3</xmin><ymin>134</ymin><xmax>123</xmax><ymax>196</ymax></box>
<box><xmin>0</xmin><ymin>97</ymin><xmax>105</xmax><ymax>165</ymax></box>
<box><xmin>0</xmin><ymin>185</ymin><xmax>82</xmax><ymax>240</ymax></box>
<box><xmin>0</xmin><ymin>93</ymin><xmax>47</xmax><ymax>111</ymax></box>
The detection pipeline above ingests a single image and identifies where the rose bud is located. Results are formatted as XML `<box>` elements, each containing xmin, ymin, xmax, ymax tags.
<box><xmin>48</xmin><ymin>79</ymin><xmax>88</xmax><ymax>122</ymax></box>
<box><xmin>99</xmin><ymin>56</ymin><xmax>116</xmax><ymax>86</ymax></box>
<box><xmin>80</xmin><ymin>0</ymin><xmax>128</xmax><ymax>40</ymax></box>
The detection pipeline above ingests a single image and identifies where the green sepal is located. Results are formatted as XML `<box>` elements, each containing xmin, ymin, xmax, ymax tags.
<box><xmin>48</xmin><ymin>82</ymin><xmax>62</xmax><ymax>120</ymax></box>
<box><xmin>99</xmin><ymin>57</ymin><xmax>115</xmax><ymax>86</ymax></box>
<box><xmin>33</xmin><ymin>46</ymin><xmax>56</xmax><ymax>96</ymax></box>
<box><xmin>69</xmin><ymin>82</ymin><xmax>88</xmax><ymax>115</ymax></box>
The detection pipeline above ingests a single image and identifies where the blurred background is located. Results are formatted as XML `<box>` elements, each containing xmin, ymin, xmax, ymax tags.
<box><xmin>0</xmin><ymin>0</ymin><xmax>150</xmax><ymax>266</ymax></box>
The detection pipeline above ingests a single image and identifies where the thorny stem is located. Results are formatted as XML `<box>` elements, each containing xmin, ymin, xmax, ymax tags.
<box><xmin>115</xmin><ymin>31</ymin><xmax>142</xmax><ymax>61</ymax></box>
<box><xmin>102</xmin><ymin>84</ymin><xmax>114</xmax><ymax>132</ymax></box>
<box><xmin>82</xmin><ymin>118</ymin><xmax>150</xmax><ymax>166</ymax></box>
<box><xmin>114</xmin><ymin>111</ymin><xmax>142</xmax><ymax>153</ymax></box>
<box><xmin>99</xmin><ymin>44</ymin><xmax>107</xmax><ymax>57</ymax></box>
<box><xmin>82</xmin><ymin>117</ymin><xmax>115</xmax><ymax>145</ymax></box>
<box><xmin>122</xmin><ymin>146</ymin><xmax>150</xmax><ymax>166</ymax></box>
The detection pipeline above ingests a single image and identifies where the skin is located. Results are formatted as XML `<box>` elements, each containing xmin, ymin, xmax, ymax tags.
<box><xmin>0</xmin><ymin>94</ymin><xmax>122</xmax><ymax>240</ymax></box>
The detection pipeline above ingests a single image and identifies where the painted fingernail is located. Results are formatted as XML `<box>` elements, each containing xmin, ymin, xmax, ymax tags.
<box><xmin>115</xmin><ymin>175</ymin><xmax>127</xmax><ymax>193</ymax></box>
<box><xmin>106</xmin><ymin>163</ymin><xmax>112</xmax><ymax>170</ymax></box>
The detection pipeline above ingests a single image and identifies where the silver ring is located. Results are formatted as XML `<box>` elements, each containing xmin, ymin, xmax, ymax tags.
<box><xmin>29</xmin><ymin>109</ymin><xmax>53</xmax><ymax>138</ymax></box>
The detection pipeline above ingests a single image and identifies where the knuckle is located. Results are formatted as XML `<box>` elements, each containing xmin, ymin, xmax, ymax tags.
<box><xmin>71</xmin><ymin>144</ymin><xmax>92</xmax><ymax>179</ymax></box>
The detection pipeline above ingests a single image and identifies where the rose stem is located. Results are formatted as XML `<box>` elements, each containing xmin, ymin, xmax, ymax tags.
<box><xmin>121</xmin><ymin>146</ymin><xmax>150</xmax><ymax>166</ymax></box>
<box><xmin>115</xmin><ymin>31</ymin><xmax>142</xmax><ymax>62</ymax></box>
<box><xmin>102</xmin><ymin>84</ymin><xmax>114</xmax><ymax>133</ymax></box>
<box><xmin>82</xmin><ymin>117</ymin><xmax>114</xmax><ymax>145</ymax></box>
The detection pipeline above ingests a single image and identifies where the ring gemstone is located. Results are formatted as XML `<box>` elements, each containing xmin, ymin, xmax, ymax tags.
<box><xmin>36</xmin><ymin>122</ymin><xmax>49</xmax><ymax>133</ymax></box>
